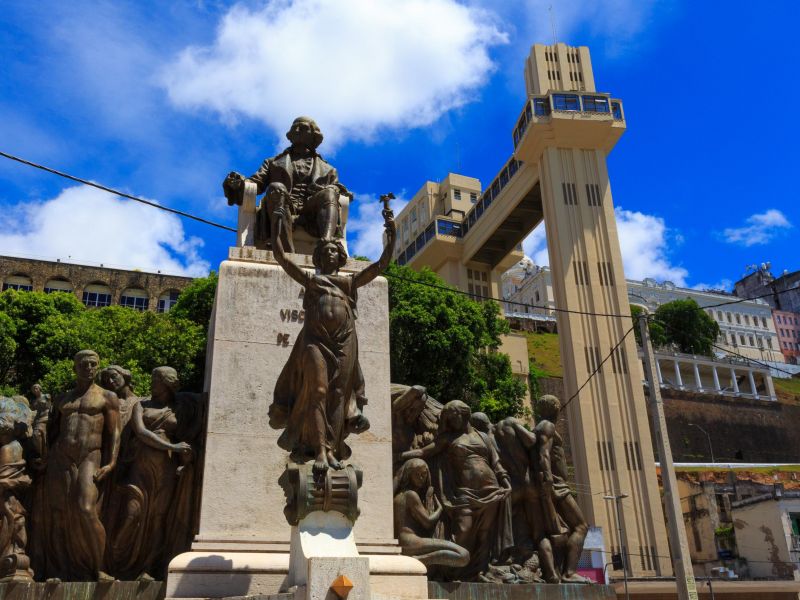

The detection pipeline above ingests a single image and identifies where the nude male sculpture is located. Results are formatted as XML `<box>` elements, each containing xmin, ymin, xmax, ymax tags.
<box><xmin>37</xmin><ymin>350</ymin><xmax>120</xmax><ymax>581</ymax></box>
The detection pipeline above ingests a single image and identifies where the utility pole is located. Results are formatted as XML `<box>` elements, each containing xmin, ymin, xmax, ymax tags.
<box><xmin>639</xmin><ymin>313</ymin><xmax>699</xmax><ymax>600</ymax></box>
<box><xmin>603</xmin><ymin>493</ymin><xmax>630</xmax><ymax>600</ymax></box>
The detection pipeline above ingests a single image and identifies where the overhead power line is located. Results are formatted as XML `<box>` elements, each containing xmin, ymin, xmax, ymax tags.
<box><xmin>0</xmin><ymin>150</ymin><xmax>236</xmax><ymax>233</ymax></box>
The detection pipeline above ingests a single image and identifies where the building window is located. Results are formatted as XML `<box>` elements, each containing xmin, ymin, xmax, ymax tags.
<box><xmin>582</xmin><ymin>95</ymin><xmax>610</xmax><ymax>113</ymax></box>
<box><xmin>744</xmin><ymin>315</ymin><xmax>750</xmax><ymax>326</ymax></box>
<box><xmin>762</xmin><ymin>316</ymin><xmax>768</xmax><ymax>328</ymax></box>
<box><xmin>574</xmin><ymin>261</ymin><xmax>590</xmax><ymax>286</ymax></box>
<box><xmin>410</xmin><ymin>207</ymin><xmax>418</xmax><ymax>230</ymax></box>
<box><xmin>83</xmin><ymin>283</ymin><xmax>112</xmax><ymax>307</ymax></box>
<box><xmin>533</xmin><ymin>97</ymin><xmax>551</xmax><ymax>116</ymax></box>
<box><xmin>717</xmin><ymin>310</ymin><xmax>723</xmax><ymax>321</ymax></box>
<box><xmin>157</xmin><ymin>290</ymin><xmax>181</xmax><ymax>313</ymax></box>
<box><xmin>767</xmin><ymin>338</ymin><xmax>773</xmax><ymax>349</ymax></box>
<box><xmin>552</xmin><ymin>94</ymin><xmax>580</xmax><ymax>111</ymax></box>
<box><xmin>453</xmin><ymin>189</ymin><xmax>461</xmax><ymax>201</ymax></box>
<box><xmin>470</xmin><ymin>192</ymin><xmax>477</xmax><ymax>204</ymax></box>
<box><xmin>44</xmin><ymin>278</ymin><xmax>73</xmax><ymax>294</ymax></box>
<box><xmin>120</xmin><ymin>288</ymin><xmax>149</xmax><ymax>311</ymax></box>
<box><xmin>562</xmin><ymin>182</ymin><xmax>578</xmax><ymax>205</ymax></box>
<box><xmin>611</xmin><ymin>102</ymin><xmax>623</xmax><ymax>120</ymax></box>
<box><xmin>586</xmin><ymin>183</ymin><xmax>602</xmax><ymax>206</ymax></box>
<box><xmin>726</xmin><ymin>312</ymin><xmax>732</xmax><ymax>323</ymax></box>
<box><xmin>2</xmin><ymin>275</ymin><xmax>33</xmax><ymax>292</ymax></box>
<box><xmin>735</xmin><ymin>314</ymin><xmax>741</xmax><ymax>325</ymax></box>
<box><xmin>598</xmin><ymin>261</ymin><xmax>614</xmax><ymax>286</ymax></box>
<box><xmin>739</xmin><ymin>334</ymin><xmax>746</xmax><ymax>345</ymax></box>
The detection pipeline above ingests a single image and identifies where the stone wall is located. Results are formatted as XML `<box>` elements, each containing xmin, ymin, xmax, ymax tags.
<box><xmin>652</xmin><ymin>389</ymin><xmax>800</xmax><ymax>463</ymax></box>
<box><xmin>0</xmin><ymin>255</ymin><xmax>193</xmax><ymax>311</ymax></box>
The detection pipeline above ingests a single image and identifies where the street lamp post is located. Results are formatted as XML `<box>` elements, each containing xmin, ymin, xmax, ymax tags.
<box><xmin>603</xmin><ymin>493</ymin><xmax>630</xmax><ymax>600</ymax></box>
<box><xmin>688</xmin><ymin>423</ymin><xmax>715</xmax><ymax>464</ymax></box>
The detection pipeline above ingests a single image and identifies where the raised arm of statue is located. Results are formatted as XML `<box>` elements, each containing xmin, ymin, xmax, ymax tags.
<box><xmin>353</xmin><ymin>207</ymin><xmax>396</xmax><ymax>289</ymax></box>
<box><xmin>399</xmin><ymin>435</ymin><xmax>447</xmax><ymax>462</ymax></box>
<box><xmin>93</xmin><ymin>391</ymin><xmax>121</xmax><ymax>483</ymax></box>
<box><xmin>272</xmin><ymin>210</ymin><xmax>310</xmax><ymax>287</ymax></box>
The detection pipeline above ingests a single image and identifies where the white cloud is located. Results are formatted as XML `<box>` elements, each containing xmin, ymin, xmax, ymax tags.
<box><xmin>722</xmin><ymin>209</ymin><xmax>792</xmax><ymax>247</ymax></box>
<box><xmin>521</xmin><ymin>206</ymin><xmax>688</xmax><ymax>285</ymax></box>
<box><xmin>346</xmin><ymin>193</ymin><xmax>408</xmax><ymax>259</ymax></box>
<box><xmin>616</xmin><ymin>207</ymin><xmax>687</xmax><ymax>285</ymax></box>
<box><xmin>691</xmin><ymin>279</ymin><xmax>733</xmax><ymax>293</ymax></box>
<box><xmin>0</xmin><ymin>186</ymin><xmax>210</xmax><ymax>277</ymax></box>
<box><xmin>522</xmin><ymin>222</ymin><xmax>549</xmax><ymax>267</ymax></box>
<box><xmin>161</xmin><ymin>0</ymin><xmax>507</xmax><ymax>149</ymax></box>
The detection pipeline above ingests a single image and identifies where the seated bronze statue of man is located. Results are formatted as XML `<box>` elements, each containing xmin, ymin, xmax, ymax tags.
<box><xmin>222</xmin><ymin>116</ymin><xmax>351</xmax><ymax>253</ymax></box>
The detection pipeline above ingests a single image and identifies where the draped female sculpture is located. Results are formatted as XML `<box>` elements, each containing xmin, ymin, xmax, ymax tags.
<box><xmin>400</xmin><ymin>400</ymin><xmax>513</xmax><ymax>580</ymax></box>
<box><xmin>106</xmin><ymin>367</ymin><xmax>202</xmax><ymax>580</ymax></box>
<box><xmin>269</xmin><ymin>202</ymin><xmax>396</xmax><ymax>473</ymax></box>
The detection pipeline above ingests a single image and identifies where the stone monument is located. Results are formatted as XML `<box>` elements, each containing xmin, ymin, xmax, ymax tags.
<box><xmin>166</xmin><ymin>118</ymin><xmax>427</xmax><ymax>599</ymax></box>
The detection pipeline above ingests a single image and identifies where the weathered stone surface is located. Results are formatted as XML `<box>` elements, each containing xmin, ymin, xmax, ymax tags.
<box><xmin>428</xmin><ymin>582</ymin><xmax>616</xmax><ymax>600</ymax></box>
<box><xmin>0</xmin><ymin>581</ymin><xmax>164</xmax><ymax>600</ymax></box>
<box><xmin>306</xmin><ymin>557</ymin><xmax>369</xmax><ymax>600</ymax></box>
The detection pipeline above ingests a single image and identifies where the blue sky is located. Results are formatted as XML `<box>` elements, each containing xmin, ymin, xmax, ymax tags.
<box><xmin>1</xmin><ymin>0</ymin><xmax>797</xmax><ymax>289</ymax></box>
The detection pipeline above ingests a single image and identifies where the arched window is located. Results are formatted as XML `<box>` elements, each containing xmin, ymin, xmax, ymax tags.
<box><xmin>157</xmin><ymin>289</ymin><xmax>181</xmax><ymax>313</ymax></box>
<box><xmin>3</xmin><ymin>274</ymin><xmax>33</xmax><ymax>291</ymax></box>
<box><xmin>120</xmin><ymin>288</ymin><xmax>149</xmax><ymax>311</ymax></box>
<box><xmin>83</xmin><ymin>283</ymin><xmax>112</xmax><ymax>307</ymax></box>
<box><xmin>44</xmin><ymin>278</ymin><xmax>73</xmax><ymax>294</ymax></box>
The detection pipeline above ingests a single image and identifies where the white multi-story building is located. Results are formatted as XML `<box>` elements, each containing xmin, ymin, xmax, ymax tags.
<box><xmin>504</xmin><ymin>267</ymin><xmax>785</xmax><ymax>364</ymax></box>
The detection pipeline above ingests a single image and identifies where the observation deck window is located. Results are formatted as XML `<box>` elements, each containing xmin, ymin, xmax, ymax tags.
<box><xmin>436</xmin><ymin>219</ymin><xmax>462</xmax><ymax>237</ymax></box>
<box><xmin>533</xmin><ymin>97</ymin><xmax>550</xmax><ymax>116</ymax></box>
<box><xmin>552</xmin><ymin>94</ymin><xmax>580</xmax><ymax>111</ymax></box>
<box><xmin>612</xmin><ymin>102</ymin><xmax>623</xmax><ymax>120</ymax></box>
<box><xmin>582</xmin><ymin>96</ymin><xmax>610</xmax><ymax>113</ymax></box>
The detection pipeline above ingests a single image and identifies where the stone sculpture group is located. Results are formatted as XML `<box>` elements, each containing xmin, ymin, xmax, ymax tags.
<box><xmin>0</xmin><ymin>353</ymin><xmax>204</xmax><ymax>582</ymax></box>
<box><xmin>391</xmin><ymin>386</ymin><xmax>590</xmax><ymax>584</ymax></box>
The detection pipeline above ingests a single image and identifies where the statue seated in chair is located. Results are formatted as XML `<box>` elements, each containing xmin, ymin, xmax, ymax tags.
<box><xmin>223</xmin><ymin>116</ymin><xmax>352</xmax><ymax>255</ymax></box>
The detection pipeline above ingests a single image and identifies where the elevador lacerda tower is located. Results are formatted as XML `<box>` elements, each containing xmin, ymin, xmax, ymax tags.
<box><xmin>512</xmin><ymin>44</ymin><xmax>672</xmax><ymax>576</ymax></box>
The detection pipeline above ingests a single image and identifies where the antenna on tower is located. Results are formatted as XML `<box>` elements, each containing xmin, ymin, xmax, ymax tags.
<box><xmin>548</xmin><ymin>5</ymin><xmax>559</xmax><ymax>46</ymax></box>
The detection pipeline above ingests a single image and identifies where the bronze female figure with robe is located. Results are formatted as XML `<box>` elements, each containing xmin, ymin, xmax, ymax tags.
<box><xmin>269</xmin><ymin>202</ymin><xmax>396</xmax><ymax>472</ymax></box>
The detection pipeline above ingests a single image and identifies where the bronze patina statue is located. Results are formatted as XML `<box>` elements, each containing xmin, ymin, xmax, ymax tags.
<box><xmin>535</xmin><ymin>395</ymin><xmax>589</xmax><ymax>584</ymax></box>
<box><xmin>393</xmin><ymin>458</ymin><xmax>468</xmax><ymax>569</ymax></box>
<box><xmin>401</xmin><ymin>400</ymin><xmax>513</xmax><ymax>581</ymax></box>
<box><xmin>0</xmin><ymin>397</ymin><xmax>33</xmax><ymax>581</ymax></box>
<box><xmin>223</xmin><ymin>116</ymin><xmax>350</xmax><ymax>252</ymax></box>
<box><xmin>35</xmin><ymin>350</ymin><xmax>120</xmax><ymax>581</ymax></box>
<box><xmin>269</xmin><ymin>201</ymin><xmax>396</xmax><ymax>473</ymax></box>
<box><xmin>106</xmin><ymin>367</ymin><xmax>199</xmax><ymax>580</ymax></box>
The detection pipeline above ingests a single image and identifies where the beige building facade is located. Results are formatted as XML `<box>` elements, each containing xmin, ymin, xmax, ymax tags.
<box><xmin>0</xmin><ymin>254</ymin><xmax>193</xmax><ymax>312</ymax></box>
<box><xmin>396</xmin><ymin>42</ymin><xmax>672</xmax><ymax>575</ymax></box>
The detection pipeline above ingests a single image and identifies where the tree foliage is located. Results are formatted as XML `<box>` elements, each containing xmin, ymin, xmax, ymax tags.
<box><xmin>0</xmin><ymin>289</ymin><xmax>206</xmax><ymax>396</ymax></box>
<box><xmin>630</xmin><ymin>304</ymin><xmax>667</xmax><ymax>348</ymax></box>
<box><xmin>654</xmin><ymin>298</ymin><xmax>720</xmax><ymax>356</ymax></box>
<box><xmin>631</xmin><ymin>300</ymin><xmax>720</xmax><ymax>356</ymax></box>
<box><xmin>387</xmin><ymin>263</ymin><xmax>526</xmax><ymax>419</ymax></box>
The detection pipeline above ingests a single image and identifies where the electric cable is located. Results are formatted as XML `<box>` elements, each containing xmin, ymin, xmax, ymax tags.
<box><xmin>0</xmin><ymin>150</ymin><xmax>236</xmax><ymax>233</ymax></box>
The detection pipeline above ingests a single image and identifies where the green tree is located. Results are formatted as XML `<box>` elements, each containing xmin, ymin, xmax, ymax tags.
<box><xmin>653</xmin><ymin>298</ymin><xmax>720</xmax><ymax>356</ymax></box>
<box><xmin>0</xmin><ymin>312</ymin><xmax>17</xmax><ymax>383</ymax></box>
<box><xmin>630</xmin><ymin>304</ymin><xmax>667</xmax><ymax>348</ymax></box>
<box><xmin>387</xmin><ymin>263</ymin><xmax>525</xmax><ymax>419</ymax></box>
<box><xmin>0</xmin><ymin>289</ymin><xmax>206</xmax><ymax>396</ymax></box>
<box><xmin>169</xmin><ymin>272</ymin><xmax>218</xmax><ymax>327</ymax></box>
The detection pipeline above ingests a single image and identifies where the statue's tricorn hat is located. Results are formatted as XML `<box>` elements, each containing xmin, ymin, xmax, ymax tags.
<box><xmin>286</xmin><ymin>116</ymin><xmax>323</xmax><ymax>149</ymax></box>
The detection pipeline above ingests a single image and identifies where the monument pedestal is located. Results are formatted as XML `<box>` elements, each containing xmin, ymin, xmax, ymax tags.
<box><xmin>166</xmin><ymin>248</ymin><xmax>427</xmax><ymax>600</ymax></box>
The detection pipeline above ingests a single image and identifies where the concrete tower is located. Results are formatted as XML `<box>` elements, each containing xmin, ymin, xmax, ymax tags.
<box><xmin>515</xmin><ymin>42</ymin><xmax>671</xmax><ymax>575</ymax></box>
<box><xmin>393</xmin><ymin>42</ymin><xmax>672</xmax><ymax>575</ymax></box>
